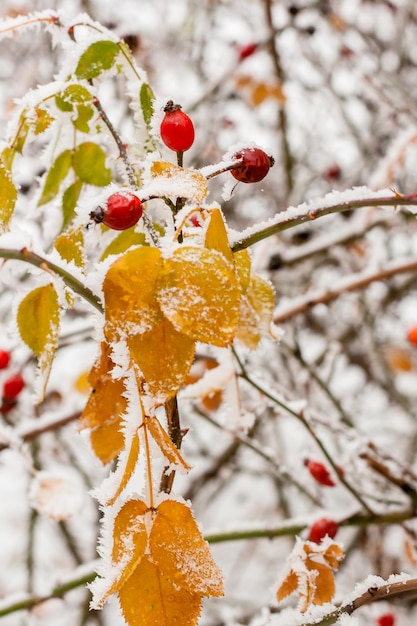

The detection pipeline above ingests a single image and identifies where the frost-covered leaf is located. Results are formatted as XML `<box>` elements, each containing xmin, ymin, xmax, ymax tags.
<box><xmin>100</xmin><ymin>229</ymin><xmax>147</xmax><ymax>262</ymax></box>
<box><xmin>0</xmin><ymin>162</ymin><xmax>18</xmax><ymax>230</ymax></box>
<box><xmin>62</xmin><ymin>179</ymin><xmax>82</xmax><ymax>229</ymax></box>
<box><xmin>150</xmin><ymin>500</ymin><xmax>224</xmax><ymax>596</ymax></box>
<box><xmin>32</xmin><ymin>106</ymin><xmax>54</xmax><ymax>135</ymax></box>
<box><xmin>128</xmin><ymin>318</ymin><xmax>195</xmax><ymax>402</ymax></box>
<box><xmin>146</xmin><ymin>415</ymin><xmax>192</xmax><ymax>473</ymax></box>
<box><xmin>140</xmin><ymin>83</ymin><xmax>154</xmax><ymax>129</ymax></box>
<box><xmin>17</xmin><ymin>283</ymin><xmax>60</xmax><ymax>400</ymax></box>
<box><xmin>38</xmin><ymin>149</ymin><xmax>72</xmax><ymax>206</ymax></box>
<box><xmin>75</xmin><ymin>40</ymin><xmax>120</xmax><ymax>80</ymax></box>
<box><xmin>54</xmin><ymin>227</ymin><xmax>85</xmax><ymax>269</ymax></box>
<box><xmin>204</xmin><ymin>207</ymin><xmax>233</xmax><ymax>264</ymax></box>
<box><xmin>103</xmin><ymin>247</ymin><xmax>163</xmax><ymax>343</ymax></box>
<box><xmin>29</xmin><ymin>471</ymin><xmax>83</xmax><ymax>521</ymax></box>
<box><xmin>234</xmin><ymin>249</ymin><xmax>251</xmax><ymax>292</ymax></box>
<box><xmin>56</xmin><ymin>84</ymin><xmax>92</xmax><ymax>111</ymax></box>
<box><xmin>236</xmin><ymin>275</ymin><xmax>275</xmax><ymax>349</ymax></box>
<box><xmin>151</xmin><ymin>162</ymin><xmax>208</xmax><ymax>204</ymax></box>
<box><xmin>73</xmin><ymin>142</ymin><xmax>111</xmax><ymax>186</ymax></box>
<box><xmin>157</xmin><ymin>247</ymin><xmax>240</xmax><ymax>347</ymax></box>
<box><xmin>79</xmin><ymin>342</ymin><xmax>126</xmax><ymax>464</ymax></box>
<box><xmin>276</xmin><ymin>570</ymin><xmax>298</xmax><ymax>602</ymax></box>
<box><xmin>119</xmin><ymin>555</ymin><xmax>202</xmax><ymax>626</ymax></box>
<box><xmin>105</xmin><ymin>430</ymin><xmax>140</xmax><ymax>506</ymax></box>
<box><xmin>96</xmin><ymin>498</ymin><xmax>148</xmax><ymax>605</ymax></box>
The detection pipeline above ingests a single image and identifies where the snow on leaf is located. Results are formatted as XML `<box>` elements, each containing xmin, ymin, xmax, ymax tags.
<box><xmin>127</xmin><ymin>318</ymin><xmax>195</xmax><ymax>402</ymax></box>
<box><xmin>74</xmin><ymin>40</ymin><xmax>120</xmax><ymax>80</ymax></box>
<box><xmin>157</xmin><ymin>246</ymin><xmax>240</xmax><ymax>347</ymax></box>
<box><xmin>234</xmin><ymin>249</ymin><xmax>252</xmax><ymax>292</ymax></box>
<box><xmin>150</xmin><ymin>161</ymin><xmax>208</xmax><ymax>204</ymax></box>
<box><xmin>119</xmin><ymin>555</ymin><xmax>202</xmax><ymax>626</ymax></box>
<box><xmin>146</xmin><ymin>415</ymin><xmax>192</xmax><ymax>473</ymax></box>
<box><xmin>0</xmin><ymin>162</ymin><xmax>17</xmax><ymax>230</ymax></box>
<box><xmin>38</xmin><ymin>149</ymin><xmax>72</xmax><ymax>206</ymax></box>
<box><xmin>95</xmin><ymin>499</ymin><xmax>148</xmax><ymax>606</ymax></box>
<box><xmin>236</xmin><ymin>275</ymin><xmax>275</xmax><ymax>349</ymax></box>
<box><xmin>79</xmin><ymin>342</ymin><xmax>126</xmax><ymax>464</ymax></box>
<box><xmin>103</xmin><ymin>247</ymin><xmax>164</xmax><ymax>343</ymax></box>
<box><xmin>17</xmin><ymin>283</ymin><xmax>60</xmax><ymax>401</ymax></box>
<box><xmin>73</xmin><ymin>142</ymin><xmax>111</xmax><ymax>187</ymax></box>
<box><xmin>150</xmin><ymin>500</ymin><xmax>224</xmax><ymax>597</ymax></box>
<box><xmin>29</xmin><ymin>471</ymin><xmax>84</xmax><ymax>521</ymax></box>
<box><xmin>104</xmin><ymin>429</ymin><xmax>140</xmax><ymax>506</ymax></box>
<box><xmin>276</xmin><ymin>569</ymin><xmax>298</xmax><ymax>602</ymax></box>
<box><xmin>204</xmin><ymin>207</ymin><xmax>234</xmax><ymax>264</ymax></box>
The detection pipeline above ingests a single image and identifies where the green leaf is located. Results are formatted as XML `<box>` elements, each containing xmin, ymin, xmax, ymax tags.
<box><xmin>17</xmin><ymin>284</ymin><xmax>60</xmax><ymax>400</ymax></box>
<box><xmin>55</xmin><ymin>84</ymin><xmax>92</xmax><ymax>111</ymax></box>
<box><xmin>0</xmin><ymin>163</ymin><xmax>18</xmax><ymax>231</ymax></box>
<box><xmin>73</xmin><ymin>104</ymin><xmax>94</xmax><ymax>133</ymax></box>
<box><xmin>54</xmin><ymin>227</ymin><xmax>85</xmax><ymax>269</ymax></box>
<box><xmin>38</xmin><ymin>149</ymin><xmax>72</xmax><ymax>206</ymax></box>
<box><xmin>140</xmin><ymin>83</ymin><xmax>154</xmax><ymax>129</ymax></box>
<box><xmin>62</xmin><ymin>179</ymin><xmax>82</xmax><ymax>229</ymax></box>
<box><xmin>100</xmin><ymin>229</ymin><xmax>147</xmax><ymax>262</ymax></box>
<box><xmin>75</xmin><ymin>41</ymin><xmax>120</xmax><ymax>80</ymax></box>
<box><xmin>73</xmin><ymin>142</ymin><xmax>111</xmax><ymax>186</ymax></box>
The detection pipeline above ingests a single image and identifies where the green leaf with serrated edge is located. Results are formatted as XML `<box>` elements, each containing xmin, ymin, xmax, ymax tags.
<box><xmin>73</xmin><ymin>142</ymin><xmax>111</xmax><ymax>186</ymax></box>
<box><xmin>140</xmin><ymin>83</ymin><xmax>154</xmax><ymax>129</ymax></box>
<box><xmin>17</xmin><ymin>284</ymin><xmax>60</xmax><ymax>400</ymax></box>
<box><xmin>38</xmin><ymin>149</ymin><xmax>72</xmax><ymax>206</ymax></box>
<box><xmin>75</xmin><ymin>41</ymin><xmax>120</xmax><ymax>80</ymax></box>
<box><xmin>33</xmin><ymin>107</ymin><xmax>54</xmax><ymax>135</ymax></box>
<box><xmin>0</xmin><ymin>164</ymin><xmax>18</xmax><ymax>231</ymax></box>
<box><xmin>62</xmin><ymin>179</ymin><xmax>82</xmax><ymax>229</ymax></box>
<box><xmin>73</xmin><ymin>104</ymin><xmax>94</xmax><ymax>133</ymax></box>
<box><xmin>54</xmin><ymin>227</ymin><xmax>85</xmax><ymax>269</ymax></box>
<box><xmin>100</xmin><ymin>230</ymin><xmax>147</xmax><ymax>262</ymax></box>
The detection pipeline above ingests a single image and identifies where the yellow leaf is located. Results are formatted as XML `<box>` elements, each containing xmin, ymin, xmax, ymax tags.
<box><xmin>157</xmin><ymin>246</ymin><xmax>241</xmax><ymax>347</ymax></box>
<box><xmin>119</xmin><ymin>555</ymin><xmax>202</xmax><ymax>626</ymax></box>
<box><xmin>150</xmin><ymin>500</ymin><xmax>224</xmax><ymax>596</ymax></box>
<box><xmin>103</xmin><ymin>247</ymin><xmax>163</xmax><ymax>343</ymax></box>
<box><xmin>96</xmin><ymin>499</ymin><xmax>148</xmax><ymax>606</ymax></box>
<box><xmin>17</xmin><ymin>283</ymin><xmax>60</xmax><ymax>400</ymax></box>
<box><xmin>105</xmin><ymin>429</ymin><xmax>141</xmax><ymax>506</ymax></box>
<box><xmin>128</xmin><ymin>317</ymin><xmax>195</xmax><ymax>402</ymax></box>
<box><xmin>234</xmin><ymin>249</ymin><xmax>251</xmax><ymax>292</ymax></box>
<box><xmin>100</xmin><ymin>229</ymin><xmax>147</xmax><ymax>262</ymax></box>
<box><xmin>79</xmin><ymin>342</ymin><xmax>126</xmax><ymax>464</ymax></box>
<box><xmin>151</xmin><ymin>161</ymin><xmax>208</xmax><ymax>204</ymax></box>
<box><xmin>146</xmin><ymin>415</ymin><xmax>192</xmax><ymax>472</ymax></box>
<box><xmin>54</xmin><ymin>227</ymin><xmax>85</xmax><ymax>269</ymax></box>
<box><xmin>276</xmin><ymin>570</ymin><xmax>298</xmax><ymax>602</ymax></box>
<box><xmin>204</xmin><ymin>207</ymin><xmax>233</xmax><ymax>264</ymax></box>
<box><xmin>236</xmin><ymin>275</ymin><xmax>275</xmax><ymax>349</ymax></box>
<box><xmin>384</xmin><ymin>345</ymin><xmax>413</xmax><ymax>373</ymax></box>
<box><xmin>0</xmin><ymin>162</ymin><xmax>17</xmax><ymax>231</ymax></box>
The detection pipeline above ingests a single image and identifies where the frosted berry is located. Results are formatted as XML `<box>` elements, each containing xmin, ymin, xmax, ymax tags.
<box><xmin>90</xmin><ymin>191</ymin><xmax>143</xmax><ymax>231</ymax></box>
<box><xmin>0</xmin><ymin>350</ymin><xmax>11</xmax><ymax>370</ymax></box>
<box><xmin>231</xmin><ymin>148</ymin><xmax>274</xmax><ymax>183</ymax></box>
<box><xmin>305</xmin><ymin>459</ymin><xmax>335</xmax><ymax>487</ymax></box>
<box><xmin>377</xmin><ymin>614</ymin><xmax>395</xmax><ymax>626</ymax></box>
<box><xmin>160</xmin><ymin>100</ymin><xmax>195</xmax><ymax>152</ymax></box>
<box><xmin>3</xmin><ymin>372</ymin><xmax>25</xmax><ymax>400</ymax></box>
<box><xmin>308</xmin><ymin>518</ymin><xmax>338</xmax><ymax>543</ymax></box>
<box><xmin>407</xmin><ymin>325</ymin><xmax>417</xmax><ymax>347</ymax></box>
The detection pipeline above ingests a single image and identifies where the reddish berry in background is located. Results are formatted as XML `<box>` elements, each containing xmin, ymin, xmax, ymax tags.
<box><xmin>308</xmin><ymin>518</ymin><xmax>339</xmax><ymax>543</ymax></box>
<box><xmin>2</xmin><ymin>372</ymin><xmax>25</xmax><ymax>400</ymax></box>
<box><xmin>237</xmin><ymin>43</ymin><xmax>258</xmax><ymax>61</ymax></box>
<box><xmin>305</xmin><ymin>459</ymin><xmax>336</xmax><ymax>487</ymax></box>
<box><xmin>231</xmin><ymin>148</ymin><xmax>274</xmax><ymax>183</ymax></box>
<box><xmin>407</xmin><ymin>325</ymin><xmax>417</xmax><ymax>347</ymax></box>
<box><xmin>90</xmin><ymin>191</ymin><xmax>143</xmax><ymax>231</ymax></box>
<box><xmin>0</xmin><ymin>349</ymin><xmax>11</xmax><ymax>370</ymax></box>
<box><xmin>377</xmin><ymin>614</ymin><xmax>395</xmax><ymax>626</ymax></box>
<box><xmin>160</xmin><ymin>100</ymin><xmax>195</xmax><ymax>153</ymax></box>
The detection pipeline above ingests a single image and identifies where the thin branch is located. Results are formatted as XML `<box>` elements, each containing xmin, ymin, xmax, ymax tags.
<box><xmin>273</xmin><ymin>256</ymin><xmax>417</xmax><ymax>323</ymax></box>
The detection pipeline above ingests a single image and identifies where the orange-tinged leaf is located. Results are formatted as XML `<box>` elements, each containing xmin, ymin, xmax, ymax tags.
<box><xmin>157</xmin><ymin>247</ymin><xmax>240</xmax><ymax>347</ymax></box>
<box><xmin>105</xmin><ymin>430</ymin><xmax>141</xmax><ymax>506</ymax></box>
<box><xmin>146</xmin><ymin>415</ymin><xmax>192</xmax><ymax>472</ymax></box>
<box><xmin>305</xmin><ymin>559</ymin><xmax>335</xmax><ymax>606</ymax></box>
<box><xmin>384</xmin><ymin>345</ymin><xmax>413</xmax><ymax>373</ymax></box>
<box><xmin>128</xmin><ymin>318</ymin><xmax>195</xmax><ymax>402</ymax></box>
<box><xmin>54</xmin><ymin>227</ymin><xmax>85</xmax><ymax>269</ymax></box>
<box><xmin>204</xmin><ymin>207</ymin><xmax>233</xmax><ymax>264</ymax></box>
<box><xmin>150</xmin><ymin>500</ymin><xmax>224</xmax><ymax>596</ymax></box>
<box><xmin>79</xmin><ymin>342</ymin><xmax>126</xmax><ymax>464</ymax></box>
<box><xmin>119</xmin><ymin>555</ymin><xmax>202</xmax><ymax>626</ymax></box>
<box><xmin>323</xmin><ymin>543</ymin><xmax>344</xmax><ymax>569</ymax></box>
<box><xmin>234</xmin><ymin>249</ymin><xmax>251</xmax><ymax>292</ymax></box>
<box><xmin>151</xmin><ymin>161</ymin><xmax>208</xmax><ymax>204</ymax></box>
<box><xmin>276</xmin><ymin>570</ymin><xmax>298</xmax><ymax>602</ymax></box>
<box><xmin>96</xmin><ymin>499</ymin><xmax>148</xmax><ymax>606</ymax></box>
<box><xmin>103</xmin><ymin>246</ymin><xmax>163</xmax><ymax>343</ymax></box>
<box><xmin>17</xmin><ymin>283</ymin><xmax>60</xmax><ymax>400</ymax></box>
<box><xmin>236</xmin><ymin>274</ymin><xmax>275</xmax><ymax>349</ymax></box>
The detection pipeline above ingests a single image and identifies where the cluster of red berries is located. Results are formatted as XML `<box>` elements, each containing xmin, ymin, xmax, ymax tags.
<box><xmin>0</xmin><ymin>349</ymin><xmax>25</xmax><ymax>415</ymax></box>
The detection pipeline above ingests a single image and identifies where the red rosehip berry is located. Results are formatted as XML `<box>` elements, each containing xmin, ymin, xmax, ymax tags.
<box><xmin>231</xmin><ymin>148</ymin><xmax>274</xmax><ymax>183</ymax></box>
<box><xmin>324</xmin><ymin>164</ymin><xmax>342</xmax><ymax>181</ymax></box>
<box><xmin>308</xmin><ymin>518</ymin><xmax>339</xmax><ymax>543</ymax></box>
<box><xmin>160</xmin><ymin>100</ymin><xmax>195</xmax><ymax>153</ymax></box>
<box><xmin>90</xmin><ymin>191</ymin><xmax>143</xmax><ymax>231</ymax></box>
<box><xmin>0</xmin><ymin>350</ymin><xmax>11</xmax><ymax>370</ymax></box>
<box><xmin>237</xmin><ymin>43</ymin><xmax>258</xmax><ymax>61</ymax></box>
<box><xmin>407</xmin><ymin>326</ymin><xmax>417</xmax><ymax>347</ymax></box>
<box><xmin>3</xmin><ymin>372</ymin><xmax>25</xmax><ymax>400</ymax></box>
<box><xmin>377</xmin><ymin>614</ymin><xmax>395</xmax><ymax>626</ymax></box>
<box><xmin>305</xmin><ymin>459</ymin><xmax>336</xmax><ymax>487</ymax></box>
